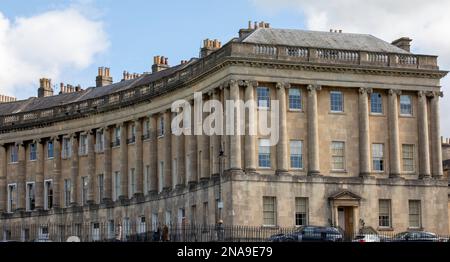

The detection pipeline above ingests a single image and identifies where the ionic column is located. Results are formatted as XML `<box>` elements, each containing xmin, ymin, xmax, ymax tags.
<box><xmin>70</xmin><ymin>134</ymin><xmax>79</xmax><ymax>206</ymax></box>
<box><xmin>103</xmin><ymin>127</ymin><xmax>112</xmax><ymax>202</ymax></box>
<box><xmin>17</xmin><ymin>142</ymin><xmax>26</xmax><ymax>211</ymax></box>
<box><xmin>222</xmin><ymin>84</ymin><xmax>230</xmax><ymax>170</ymax></box>
<box><xmin>0</xmin><ymin>144</ymin><xmax>7</xmax><ymax>212</ymax></box>
<box><xmin>52</xmin><ymin>136</ymin><xmax>62</xmax><ymax>208</ymax></box>
<box><xmin>198</xmin><ymin>93</ymin><xmax>210</xmax><ymax>180</ymax></box>
<box><xmin>229</xmin><ymin>80</ymin><xmax>242</xmax><ymax>170</ymax></box>
<box><xmin>163</xmin><ymin>110</ymin><xmax>172</xmax><ymax>189</ymax></box>
<box><xmin>148</xmin><ymin>115</ymin><xmax>158</xmax><ymax>193</ymax></box>
<box><xmin>176</xmin><ymin>116</ymin><xmax>186</xmax><ymax>186</ymax></box>
<box><xmin>119</xmin><ymin>122</ymin><xmax>128</xmax><ymax>198</ymax></box>
<box><xmin>388</xmin><ymin>89</ymin><xmax>401</xmax><ymax>178</ymax></box>
<box><xmin>211</xmin><ymin>89</ymin><xmax>222</xmax><ymax>175</ymax></box>
<box><xmin>418</xmin><ymin>91</ymin><xmax>431</xmax><ymax>178</ymax></box>
<box><xmin>430</xmin><ymin>91</ymin><xmax>443</xmax><ymax>178</ymax></box>
<box><xmin>135</xmin><ymin>118</ymin><xmax>144</xmax><ymax>197</ymax></box>
<box><xmin>358</xmin><ymin>87</ymin><xmax>372</xmax><ymax>177</ymax></box>
<box><xmin>35</xmin><ymin>139</ymin><xmax>45</xmax><ymax>210</ymax></box>
<box><xmin>87</xmin><ymin>130</ymin><xmax>96</xmax><ymax>204</ymax></box>
<box><xmin>186</xmin><ymin>100</ymin><xmax>198</xmax><ymax>184</ymax></box>
<box><xmin>276</xmin><ymin>82</ymin><xmax>289</xmax><ymax>173</ymax></box>
<box><xmin>307</xmin><ymin>85</ymin><xmax>321</xmax><ymax>175</ymax></box>
<box><xmin>244</xmin><ymin>81</ymin><xmax>257</xmax><ymax>172</ymax></box>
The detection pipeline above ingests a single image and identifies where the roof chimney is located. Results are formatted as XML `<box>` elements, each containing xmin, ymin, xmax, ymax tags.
<box><xmin>391</xmin><ymin>37</ymin><xmax>412</xmax><ymax>52</ymax></box>
<box><xmin>0</xmin><ymin>94</ymin><xmax>17</xmax><ymax>103</ymax></box>
<box><xmin>239</xmin><ymin>20</ymin><xmax>270</xmax><ymax>38</ymax></box>
<box><xmin>152</xmin><ymin>55</ymin><xmax>170</xmax><ymax>73</ymax></box>
<box><xmin>38</xmin><ymin>78</ymin><xmax>54</xmax><ymax>98</ymax></box>
<box><xmin>200</xmin><ymin>38</ymin><xmax>222</xmax><ymax>58</ymax></box>
<box><xmin>96</xmin><ymin>66</ymin><xmax>113</xmax><ymax>87</ymax></box>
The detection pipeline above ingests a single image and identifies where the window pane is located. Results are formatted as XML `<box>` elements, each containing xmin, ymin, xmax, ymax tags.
<box><xmin>259</xmin><ymin>139</ymin><xmax>271</xmax><ymax>167</ymax></box>
<box><xmin>402</xmin><ymin>144</ymin><xmax>415</xmax><ymax>172</ymax></box>
<box><xmin>379</xmin><ymin>199</ymin><xmax>391</xmax><ymax>227</ymax></box>
<box><xmin>288</xmin><ymin>88</ymin><xmax>302</xmax><ymax>110</ymax></box>
<box><xmin>330</xmin><ymin>91</ymin><xmax>343</xmax><ymax>112</ymax></box>
<box><xmin>263</xmin><ymin>197</ymin><xmax>276</xmax><ymax>226</ymax></box>
<box><xmin>370</xmin><ymin>93</ymin><xmax>382</xmax><ymax>114</ymax></box>
<box><xmin>295</xmin><ymin>198</ymin><xmax>308</xmax><ymax>226</ymax></box>
<box><xmin>331</xmin><ymin>142</ymin><xmax>345</xmax><ymax>170</ymax></box>
<box><xmin>257</xmin><ymin>87</ymin><xmax>270</xmax><ymax>108</ymax></box>
<box><xmin>400</xmin><ymin>95</ymin><xmax>412</xmax><ymax>115</ymax></box>
<box><xmin>372</xmin><ymin>144</ymin><xmax>384</xmax><ymax>171</ymax></box>
<box><xmin>409</xmin><ymin>200</ymin><xmax>421</xmax><ymax>228</ymax></box>
<box><xmin>290</xmin><ymin>140</ymin><xmax>303</xmax><ymax>169</ymax></box>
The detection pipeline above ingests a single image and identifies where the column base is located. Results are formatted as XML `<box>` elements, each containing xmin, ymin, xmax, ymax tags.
<box><xmin>275</xmin><ymin>169</ymin><xmax>289</xmax><ymax>175</ymax></box>
<box><xmin>187</xmin><ymin>181</ymin><xmax>197</xmax><ymax>190</ymax></box>
<box><xmin>133</xmin><ymin>193</ymin><xmax>145</xmax><ymax>203</ymax></box>
<box><xmin>432</xmin><ymin>175</ymin><xmax>444</xmax><ymax>180</ymax></box>
<box><xmin>244</xmin><ymin>167</ymin><xmax>256</xmax><ymax>174</ymax></box>
<box><xmin>175</xmin><ymin>184</ymin><xmax>185</xmax><ymax>190</ymax></box>
<box><xmin>419</xmin><ymin>174</ymin><xmax>431</xmax><ymax>179</ymax></box>
<box><xmin>359</xmin><ymin>172</ymin><xmax>372</xmax><ymax>178</ymax></box>
<box><xmin>307</xmin><ymin>170</ymin><xmax>321</xmax><ymax>176</ymax></box>
<box><xmin>389</xmin><ymin>173</ymin><xmax>400</xmax><ymax>179</ymax></box>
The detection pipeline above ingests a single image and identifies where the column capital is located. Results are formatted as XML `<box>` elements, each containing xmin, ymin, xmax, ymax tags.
<box><xmin>15</xmin><ymin>141</ymin><xmax>25</xmax><ymax>147</ymax></box>
<box><xmin>430</xmin><ymin>91</ymin><xmax>444</xmax><ymax>98</ymax></box>
<box><xmin>307</xmin><ymin>84</ymin><xmax>322</xmax><ymax>92</ymax></box>
<box><xmin>388</xmin><ymin>89</ymin><xmax>402</xmax><ymax>96</ymax></box>
<box><xmin>276</xmin><ymin>82</ymin><xmax>290</xmax><ymax>89</ymax></box>
<box><xmin>228</xmin><ymin>79</ymin><xmax>238</xmax><ymax>87</ymax></box>
<box><xmin>238</xmin><ymin>80</ymin><xmax>258</xmax><ymax>88</ymax></box>
<box><xmin>358</xmin><ymin>87</ymin><xmax>373</xmax><ymax>94</ymax></box>
<box><xmin>417</xmin><ymin>90</ymin><xmax>427</xmax><ymax>97</ymax></box>
<box><xmin>50</xmin><ymin>135</ymin><xmax>61</xmax><ymax>142</ymax></box>
<box><xmin>33</xmin><ymin>138</ymin><xmax>44</xmax><ymax>144</ymax></box>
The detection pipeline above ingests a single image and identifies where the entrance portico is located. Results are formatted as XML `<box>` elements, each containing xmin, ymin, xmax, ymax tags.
<box><xmin>329</xmin><ymin>190</ymin><xmax>361</xmax><ymax>240</ymax></box>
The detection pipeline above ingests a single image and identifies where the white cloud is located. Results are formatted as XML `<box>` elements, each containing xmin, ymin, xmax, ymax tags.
<box><xmin>251</xmin><ymin>0</ymin><xmax>450</xmax><ymax>136</ymax></box>
<box><xmin>0</xmin><ymin>7</ymin><xmax>109</xmax><ymax>98</ymax></box>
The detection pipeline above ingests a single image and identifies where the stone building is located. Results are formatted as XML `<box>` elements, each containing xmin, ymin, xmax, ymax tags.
<box><xmin>0</xmin><ymin>22</ymin><xmax>449</xmax><ymax>240</ymax></box>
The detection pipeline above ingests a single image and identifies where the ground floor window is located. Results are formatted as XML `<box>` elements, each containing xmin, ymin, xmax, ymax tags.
<box><xmin>263</xmin><ymin>196</ymin><xmax>277</xmax><ymax>226</ymax></box>
<box><xmin>378</xmin><ymin>199</ymin><xmax>391</xmax><ymax>228</ymax></box>
<box><xmin>295</xmin><ymin>197</ymin><xmax>308</xmax><ymax>226</ymax></box>
<box><xmin>409</xmin><ymin>200</ymin><xmax>421</xmax><ymax>228</ymax></box>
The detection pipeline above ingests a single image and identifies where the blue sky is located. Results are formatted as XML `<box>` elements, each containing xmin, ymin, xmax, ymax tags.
<box><xmin>0</xmin><ymin>0</ymin><xmax>305</xmax><ymax>95</ymax></box>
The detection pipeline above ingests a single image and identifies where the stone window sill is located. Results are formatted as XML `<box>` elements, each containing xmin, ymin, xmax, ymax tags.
<box><xmin>329</xmin><ymin>111</ymin><xmax>345</xmax><ymax>115</ymax></box>
<box><xmin>330</xmin><ymin>170</ymin><xmax>347</xmax><ymax>174</ymax></box>
<box><xmin>288</xmin><ymin>109</ymin><xmax>303</xmax><ymax>112</ymax></box>
<box><xmin>399</xmin><ymin>114</ymin><xmax>414</xmax><ymax>118</ymax></box>
<box><xmin>369</xmin><ymin>113</ymin><xmax>385</xmax><ymax>117</ymax></box>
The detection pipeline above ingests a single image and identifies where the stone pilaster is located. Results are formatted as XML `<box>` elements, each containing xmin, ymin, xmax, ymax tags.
<box><xmin>0</xmin><ymin>144</ymin><xmax>6</xmax><ymax>212</ymax></box>
<box><xmin>17</xmin><ymin>142</ymin><xmax>26</xmax><ymax>211</ymax></box>
<box><xmin>243</xmin><ymin>80</ymin><xmax>257</xmax><ymax>172</ymax></box>
<box><xmin>148</xmin><ymin>115</ymin><xmax>158</xmax><ymax>193</ymax></box>
<box><xmin>229</xmin><ymin>80</ymin><xmax>242</xmax><ymax>170</ymax></box>
<box><xmin>358</xmin><ymin>87</ymin><xmax>372</xmax><ymax>177</ymax></box>
<box><xmin>35</xmin><ymin>138</ymin><xmax>45</xmax><ymax>210</ymax></box>
<box><xmin>119</xmin><ymin>122</ymin><xmax>128</xmax><ymax>199</ymax></box>
<box><xmin>171</xmin><ymin>112</ymin><xmax>178</xmax><ymax>187</ymax></box>
<box><xmin>87</xmin><ymin>130</ymin><xmax>96</xmax><ymax>204</ymax></box>
<box><xmin>418</xmin><ymin>91</ymin><xmax>431</xmax><ymax>178</ymax></box>
<box><xmin>134</xmin><ymin>118</ymin><xmax>144</xmax><ymax>197</ymax></box>
<box><xmin>388</xmin><ymin>89</ymin><xmax>401</xmax><ymax>178</ymax></box>
<box><xmin>174</xmin><ymin>108</ymin><xmax>186</xmax><ymax>187</ymax></box>
<box><xmin>70</xmin><ymin>134</ymin><xmax>79</xmax><ymax>206</ymax></box>
<box><xmin>52</xmin><ymin>136</ymin><xmax>62</xmax><ymax>208</ymax></box>
<box><xmin>307</xmin><ymin>84</ymin><xmax>321</xmax><ymax>175</ymax></box>
<box><xmin>430</xmin><ymin>91</ymin><xmax>443</xmax><ymax>178</ymax></box>
<box><xmin>276</xmin><ymin>82</ymin><xmax>289</xmax><ymax>173</ymax></box>
<box><xmin>163</xmin><ymin>110</ymin><xmax>172</xmax><ymax>189</ymax></box>
<box><xmin>186</xmin><ymin>100</ymin><xmax>198</xmax><ymax>185</ymax></box>
<box><xmin>103</xmin><ymin>127</ymin><xmax>112</xmax><ymax>202</ymax></box>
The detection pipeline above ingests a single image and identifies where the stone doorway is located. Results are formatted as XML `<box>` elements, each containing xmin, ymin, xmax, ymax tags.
<box><xmin>329</xmin><ymin>190</ymin><xmax>361</xmax><ymax>241</ymax></box>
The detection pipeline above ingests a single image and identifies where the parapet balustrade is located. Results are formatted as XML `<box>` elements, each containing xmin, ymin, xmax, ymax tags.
<box><xmin>0</xmin><ymin>41</ymin><xmax>440</xmax><ymax>130</ymax></box>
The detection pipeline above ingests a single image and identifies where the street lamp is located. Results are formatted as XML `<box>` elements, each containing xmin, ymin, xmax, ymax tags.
<box><xmin>217</xmin><ymin>142</ymin><xmax>225</xmax><ymax>222</ymax></box>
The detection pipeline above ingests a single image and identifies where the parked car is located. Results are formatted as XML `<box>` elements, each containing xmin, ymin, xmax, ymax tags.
<box><xmin>269</xmin><ymin>226</ymin><xmax>343</xmax><ymax>242</ymax></box>
<box><xmin>388</xmin><ymin>231</ymin><xmax>441</xmax><ymax>242</ymax></box>
<box><xmin>352</xmin><ymin>234</ymin><xmax>381</xmax><ymax>242</ymax></box>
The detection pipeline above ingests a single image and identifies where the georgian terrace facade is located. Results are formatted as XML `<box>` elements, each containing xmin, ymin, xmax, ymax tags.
<box><xmin>0</xmin><ymin>24</ymin><xmax>449</xmax><ymax>238</ymax></box>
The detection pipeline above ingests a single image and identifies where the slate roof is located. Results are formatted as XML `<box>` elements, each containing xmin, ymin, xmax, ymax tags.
<box><xmin>0</xmin><ymin>59</ymin><xmax>196</xmax><ymax>116</ymax></box>
<box><xmin>241</xmin><ymin>28</ymin><xmax>410</xmax><ymax>54</ymax></box>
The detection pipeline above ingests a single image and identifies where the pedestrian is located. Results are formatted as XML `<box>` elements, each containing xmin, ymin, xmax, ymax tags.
<box><xmin>115</xmin><ymin>223</ymin><xmax>122</xmax><ymax>242</ymax></box>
